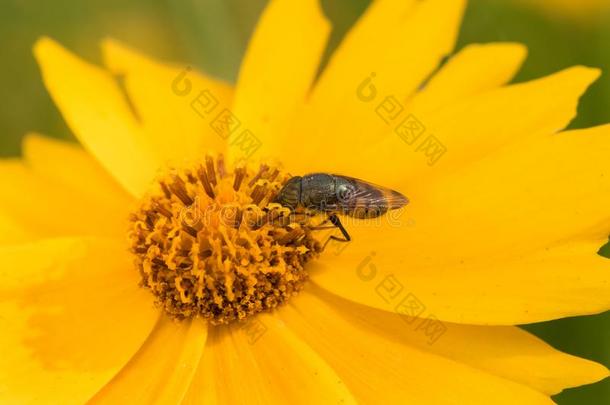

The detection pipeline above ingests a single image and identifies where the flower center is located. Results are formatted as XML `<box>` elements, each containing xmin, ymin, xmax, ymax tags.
<box><xmin>128</xmin><ymin>155</ymin><xmax>322</xmax><ymax>324</ymax></box>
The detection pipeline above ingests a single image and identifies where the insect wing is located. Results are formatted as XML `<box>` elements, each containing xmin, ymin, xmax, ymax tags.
<box><xmin>335</xmin><ymin>175</ymin><xmax>409</xmax><ymax>210</ymax></box>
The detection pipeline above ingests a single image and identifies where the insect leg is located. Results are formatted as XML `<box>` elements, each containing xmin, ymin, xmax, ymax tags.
<box><xmin>328</xmin><ymin>214</ymin><xmax>352</xmax><ymax>242</ymax></box>
<box><xmin>328</xmin><ymin>213</ymin><xmax>351</xmax><ymax>242</ymax></box>
<box><xmin>309</xmin><ymin>214</ymin><xmax>351</xmax><ymax>250</ymax></box>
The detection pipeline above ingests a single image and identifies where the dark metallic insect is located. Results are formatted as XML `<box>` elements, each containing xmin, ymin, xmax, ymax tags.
<box><xmin>274</xmin><ymin>173</ymin><xmax>409</xmax><ymax>245</ymax></box>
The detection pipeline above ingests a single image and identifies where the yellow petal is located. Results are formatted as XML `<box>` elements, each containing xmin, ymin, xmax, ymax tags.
<box><xmin>278</xmin><ymin>290</ymin><xmax>553</xmax><ymax>404</ymax></box>
<box><xmin>314</xmin><ymin>125</ymin><xmax>610</xmax><ymax>325</ymax></box>
<box><xmin>325</xmin><ymin>66</ymin><xmax>600</xmax><ymax>186</ymax></box>
<box><xmin>230</xmin><ymin>0</ymin><xmax>330</xmax><ymax>163</ymax></box>
<box><xmin>101</xmin><ymin>39</ymin><xmax>234</xmax><ymax>162</ymax></box>
<box><xmin>290</xmin><ymin>0</ymin><xmax>465</xmax><ymax>170</ymax></box>
<box><xmin>312</xmin><ymin>237</ymin><xmax>610</xmax><ymax>325</ymax></box>
<box><xmin>0</xmin><ymin>211</ymin><xmax>31</xmax><ymax>245</ymax></box>
<box><xmin>90</xmin><ymin>317</ymin><xmax>207</xmax><ymax>404</ymax></box>
<box><xmin>314</xmin><ymin>126</ymin><xmax>610</xmax><ymax>320</ymax></box>
<box><xmin>23</xmin><ymin>133</ymin><xmax>132</xmax><ymax>212</ymax></box>
<box><xmin>406</xmin><ymin>125</ymin><xmax>610</xmax><ymax>256</ymax></box>
<box><xmin>33</xmin><ymin>37</ymin><xmax>159</xmax><ymax>197</ymax></box>
<box><xmin>0</xmin><ymin>237</ymin><xmax>158</xmax><ymax>404</ymax></box>
<box><xmin>183</xmin><ymin>315</ymin><xmax>356</xmax><ymax>404</ymax></box>
<box><xmin>308</xmin><ymin>285</ymin><xmax>609</xmax><ymax>395</ymax></box>
<box><xmin>0</xmin><ymin>160</ymin><xmax>127</xmax><ymax>239</ymax></box>
<box><xmin>308</xmin><ymin>0</ymin><xmax>417</xmax><ymax>110</ymax></box>
<box><xmin>410</xmin><ymin>42</ymin><xmax>528</xmax><ymax>114</ymax></box>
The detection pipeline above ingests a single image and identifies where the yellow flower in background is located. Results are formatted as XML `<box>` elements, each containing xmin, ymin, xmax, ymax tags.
<box><xmin>512</xmin><ymin>0</ymin><xmax>610</xmax><ymax>21</ymax></box>
<box><xmin>2</xmin><ymin>0</ymin><xmax>610</xmax><ymax>403</ymax></box>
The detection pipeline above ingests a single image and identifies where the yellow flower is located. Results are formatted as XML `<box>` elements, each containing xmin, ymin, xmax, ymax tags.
<box><xmin>2</xmin><ymin>0</ymin><xmax>610</xmax><ymax>403</ymax></box>
<box><xmin>510</xmin><ymin>0</ymin><xmax>610</xmax><ymax>21</ymax></box>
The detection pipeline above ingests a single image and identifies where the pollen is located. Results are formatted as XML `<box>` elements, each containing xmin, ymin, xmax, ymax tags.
<box><xmin>128</xmin><ymin>155</ymin><xmax>323</xmax><ymax>324</ymax></box>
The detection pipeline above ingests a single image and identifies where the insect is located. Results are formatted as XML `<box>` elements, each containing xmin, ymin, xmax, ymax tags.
<box><xmin>274</xmin><ymin>173</ymin><xmax>409</xmax><ymax>246</ymax></box>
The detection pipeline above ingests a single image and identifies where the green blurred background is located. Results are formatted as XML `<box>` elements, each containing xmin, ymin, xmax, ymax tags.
<box><xmin>0</xmin><ymin>0</ymin><xmax>609</xmax><ymax>403</ymax></box>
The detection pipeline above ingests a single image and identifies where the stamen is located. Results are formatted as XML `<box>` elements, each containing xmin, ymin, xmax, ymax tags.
<box><xmin>197</xmin><ymin>166</ymin><xmax>215</xmax><ymax>199</ymax></box>
<box><xmin>248</xmin><ymin>164</ymin><xmax>269</xmax><ymax>187</ymax></box>
<box><xmin>152</xmin><ymin>201</ymin><xmax>172</xmax><ymax>219</ymax></box>
<box><xmin>205</xmin><ymin>155</ymin><xmax>217</xmax><ymax>186</ymax></box>
<box><xmin>128</xmin><ymin>155</ymin><xmax>322</xmax><ymax>324</ymax></box>
<box><xmin>233</xmin><ymin>166</ymin><xmax>246</xmax><ymax>191</ymax></box>
<box><xmin>169</xmin><ymin>175</ymin><xmax>194</xmax><ymax>205</ymax></box>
